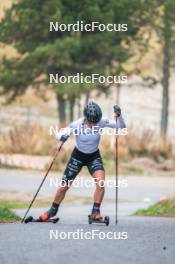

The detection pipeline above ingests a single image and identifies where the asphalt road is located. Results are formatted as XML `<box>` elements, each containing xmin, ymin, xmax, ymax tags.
<box><xmin>1</xmin><ymin>168</ymin><xmax>175</xmax><ymax>216</ymax></box>
<box><xmin>1</xmin><ymin>169</ymin><xmax>175</xmax><ymax>263</ymax></box>
<box><xmin>0</xmin><ymin>216</ymin><xmax>175</xmax><ymax>264</ymax></box>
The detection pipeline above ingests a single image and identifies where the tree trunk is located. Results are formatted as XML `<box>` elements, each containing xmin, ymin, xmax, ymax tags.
<box><xmin>85</xmin><ymin>91</ymin><xmax>90</xmax><ymax>103</ymax></box>
<box><xmin>56</xmin><ymin>94</ymin><xmax>66</xmax><ymax>123</ymax></box>
<box><xmin>161</xmin><ymin>8</ymin><xmax>170</xmax><ymax>139</ymax></box>
<box><xmin>69</xmin><ymin>96</ymin><xmax>75</xmax><ymax>122</ymax></box>
<box><xmin>116</xmin><ymin>84</ymin><xmax>121</xmax><ymax>105</ymax></box>
<box><xmin>77</xmin><ymin>97</ymin><xmax>81</xmax><ymax>118</ymax></box>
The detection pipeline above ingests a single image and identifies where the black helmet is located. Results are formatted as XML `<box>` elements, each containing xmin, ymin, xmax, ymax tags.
<box><xmin>83</xmin><ymin>101</ymin><xmax>102</xmax><ymax>123</ymax></box>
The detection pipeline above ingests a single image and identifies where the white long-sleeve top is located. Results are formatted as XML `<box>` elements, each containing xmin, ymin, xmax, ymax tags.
<box><xmin>56</xmin><ymin>115</ymin><xmax>126</xmax><ymax>154</ymax></box>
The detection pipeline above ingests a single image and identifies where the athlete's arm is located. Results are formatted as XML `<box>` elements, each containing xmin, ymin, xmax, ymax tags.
<box><xmin>100</xmin><ymin>115</ymin><xmax>126</xmax><ymax>129</ymax></box>
<box><xmin>56</xmin><ymin>119</ymin><xmax>83</xmax><ymax>142</ymax></box>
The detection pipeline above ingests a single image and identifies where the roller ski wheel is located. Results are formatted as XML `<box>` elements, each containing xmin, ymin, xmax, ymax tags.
<box><xmin>24</xmin><ymin>215</ymin><xmax>59</xmax><ymax>224</ymax></box>
<box><xmin>104</xmin><ymin>216</ymin><xmax>110</xmax><ymax>226</ymax></box>
<box><xmin>88</xmin><ymin>213</ymin><xmax>110</xmax><ymax>226</ymax></box>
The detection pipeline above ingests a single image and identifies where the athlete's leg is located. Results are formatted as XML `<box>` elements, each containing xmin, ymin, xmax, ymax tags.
<box><xmin>40</xmin><ymin>149</ymin><xmax>83</xmax><ymax>221</ymax></box>
<box><xmin>87</xmin><ymin>154</ymin><xmax>105</xmax><ymax>219</ymax></box>
<box><xmin>53</xmin><ymin>180</ymin><xmax>72</xmax><ymax>204</ymax></box>
<box><xmin>90</xmin><ymin>170</ymin><xmax>105</xmax><ymax>220</ymax></box>
<box><xmin>92</xmin><ymin>169</ymin><xmax>105</xmax><ymax>204</ymax></box>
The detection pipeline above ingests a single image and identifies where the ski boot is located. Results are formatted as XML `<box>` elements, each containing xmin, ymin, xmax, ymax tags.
<box><xmin>39</xmin><ymin>204</ymin><xmax>58</xmax><ymax>222</ymax></box>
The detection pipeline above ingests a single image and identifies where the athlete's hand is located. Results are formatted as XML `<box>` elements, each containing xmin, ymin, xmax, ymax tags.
<box><xmin>113</xmin><ymin>105</ymin><xmax>121</xmax><ymax>118</ymax></box>
<box><xmin>60</xmin><ymin>134</ymin><xmax>69</xmax><ymax>142</ymax></box>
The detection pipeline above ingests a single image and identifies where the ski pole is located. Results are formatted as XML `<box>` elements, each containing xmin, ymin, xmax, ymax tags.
<box><xmin>21</xmin><ymin>141</ymin><xmax>64</xmax><ymax>223</ymax></box>
<box><xmin>115</xmin><ymin>134</ymin><xmax>119</xmax><ymax>224</ymax></box>
<box><xmin>114</xmin><ymin>105</ymin><xmax>120</xmax><ymax>225</ymax></box>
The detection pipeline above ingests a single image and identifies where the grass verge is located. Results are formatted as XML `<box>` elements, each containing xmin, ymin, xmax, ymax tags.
<box><xmin>0</xmin><ymin>207</ymin><xmax>21</xmax><ymax>223</ymax></box>
<box><xmin>0</xmin><ymin>200</ymin><xmax>51</xmax><ymax>209</ymax></box>
<box><xmin>0</xmin><ymin>200</ymin><xmax>50</xmax><ymax>223</ymax></box>
<box><xmin>135</xmin><ymin>198</ymin><xmax>175</xmax><ymax>217</ymax></box>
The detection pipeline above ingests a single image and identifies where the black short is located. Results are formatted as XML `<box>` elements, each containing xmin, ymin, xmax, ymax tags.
<box><xmin>62</xmin><ymin>147</ymin><xmax>104</xmax><ymax>182</ymax></box>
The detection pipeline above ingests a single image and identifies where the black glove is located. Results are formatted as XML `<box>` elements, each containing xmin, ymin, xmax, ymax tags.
<box><xmin>113</xmin><ymin>105</ymin><xmax>121</xmax><ymax>117</ymax></box>
<box><xmin>60</xmin><ymin>135</ymin><xmax>69</xmax><ymax>142</ymax></box>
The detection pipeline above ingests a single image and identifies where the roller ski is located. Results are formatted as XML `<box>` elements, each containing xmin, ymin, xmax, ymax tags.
<box><xmin>88</xmin><ymin>212</ymin><xmax>110</xmax><ymax>226</ymax></box>
<box><xmin>24</xmin><ymin>203</ymin><xmax>59</xmax><ymax>224</ymax></box>
<box><xmin>24</xmin><ymin>215</ymin><xmax>59</xmax><ymax>224</ymax></box>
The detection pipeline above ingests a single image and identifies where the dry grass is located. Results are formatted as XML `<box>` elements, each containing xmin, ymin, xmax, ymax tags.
<box><xmin>0</xmin><ymin>124</ymin><xmax>70</xmax><ymax>171</ymax></box>
<box><xmin>0</xmin><ymin>125</ymin><xmax>174</xmax><ymax>171</ymax></box>
<box><xmin>0</xmin><ymin>125</ymin><xmax>54</xmax><ymax>155</ymax></box>
<box><xmin>100</xmin><ymin>129</ymin><xmax>174</xmax><ymax>162</ymax></box>
<box><xmin>123</xmin><ymin>129</ymin><xmax>174</xmax><ymax>161</ymax></box>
